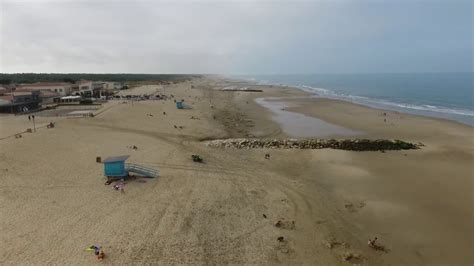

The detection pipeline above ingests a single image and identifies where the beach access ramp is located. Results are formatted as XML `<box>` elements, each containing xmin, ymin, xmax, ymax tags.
<box><xmin>125</xmin><ymin>163</ymin><xmax>159</xmax><ymax>178</ymax></box>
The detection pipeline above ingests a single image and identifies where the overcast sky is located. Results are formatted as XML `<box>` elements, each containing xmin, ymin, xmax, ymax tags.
<box><xmin>0</xmin><ymin>0</ymin><xmax>472</xmax><ymax>74</ymax></box>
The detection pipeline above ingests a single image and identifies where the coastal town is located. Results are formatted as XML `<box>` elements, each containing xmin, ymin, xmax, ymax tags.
<box><xmin>0</xmin><ymin>80</ymin><xmax>126</xmax><ymax>113</ymax></box>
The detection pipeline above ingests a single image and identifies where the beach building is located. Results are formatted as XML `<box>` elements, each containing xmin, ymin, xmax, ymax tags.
<box><xmin>74</xmin><ymin>80</ymin><xmax>106</xmax><ymax>97</ymax></box>
<box><xmin>72</xmin><ymin>80</ymin><xmax>124</xmax><ymax>98</ymax></box>
<box><xmin>60</xmin><ymin>95</ymin><xmax>82</xmax><ymax>103</ymax></box>
<box><xmin>74</xmin><ymin>80</ymin><xmax>93</xmax><ymax>97</ymax></box>
<box><xmin>0</xmin><ymin>86</ymin><xmax>10</xmax><ymax>94</ymax></box>
<box><xmin>0</xmin><ymin>91</ymin><xmax>40</xmax><ymax>113</ymax></box>
<box><xmin>38</xmin><ymin>90</ymin><xmax>61</xmax><ymax>104</ymax></box>
<box><xmin>103</xmin><ymin>82</ymin><xmax>124</xmax><ymax>90</ymax></box>
<box><xmin>104</xmin><ymin>82</ymin><xmax>124</xmax><ymax>97</ymax></box>
<box><xmin>101</xmin><ymin>82</ymin><xmax>119</xmax><ymax>97</ymax></box>
<box><xmin>17</xmin><ymin>82</ymin><xmax>74</xmax><ymax>96</ymax></box>
<box><xmin>0</xmin><ymin>86</ymin><xmax>11</xmax><ymax>99</ymax></box>
<box><xmin>14</xmin><ymin>87</ymin><xmax>61</xmax><ymax>105</ymax></box>
<box><xmin>114</xmin><ymin>82</ymin><xmax>124</xmax><ymax>90</ymax></box>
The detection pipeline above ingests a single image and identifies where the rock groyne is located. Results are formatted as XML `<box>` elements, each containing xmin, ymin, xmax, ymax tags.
<box><xmin>205</xmin><ymin>138</ymin><xmax>421</xmax><ymax>151</ymax></box>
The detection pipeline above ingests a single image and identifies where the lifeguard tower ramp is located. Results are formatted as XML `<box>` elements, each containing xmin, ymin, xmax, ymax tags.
<box><xmin>125</xmin><ymin>163</ymin><xmax>159</xmax><ymax>178</ymax></box>
<box><xmin>176</xmin><ymin>101</ymin><xmax>191</xmax><ymax>109</ymax></box>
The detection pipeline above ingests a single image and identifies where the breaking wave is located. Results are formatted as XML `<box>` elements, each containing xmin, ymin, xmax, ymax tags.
<box><xmin>252</xmin><ymin>79</ymin><xmax>474</xmax><ymax>125</ymax></box>
<box><xmin>297</xmin><ymin>85</ymin><xmax>474</xmax><ymax>117</ymax></box>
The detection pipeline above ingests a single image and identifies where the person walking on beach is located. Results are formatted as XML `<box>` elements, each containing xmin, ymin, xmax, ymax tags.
<box><xmin>93</xmin><ymin>246</ymin><xmax>100</xmax><ymax>255</ymax></box>
<box><xmin>28</xmin><ymin>115</ymin><xmax>31</xmax><ymax>121</ymax></box>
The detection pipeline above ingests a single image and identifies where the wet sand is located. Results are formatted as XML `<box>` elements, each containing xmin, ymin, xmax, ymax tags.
<box><xmin>255</xmin><ymin>97</ymin><xmax>362</xmax><ymax>138</ymax></box>
<box><xmin>0</xmin><ymin>76</ymin><xmax>472</xmax><ymax>265</ymax></box>
<box><xmin>229</xmin><ymin>81</ymin><xmax>474</xmax><ymax>265</ymax></box>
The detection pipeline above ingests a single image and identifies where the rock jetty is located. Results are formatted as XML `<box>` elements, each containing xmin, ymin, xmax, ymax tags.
<box><xmin>205</xmin><ymin>138</ymin><xmax>421</xmax><ymax>151</ymax></box>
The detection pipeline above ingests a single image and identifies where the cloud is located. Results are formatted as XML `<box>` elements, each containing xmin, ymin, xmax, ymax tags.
<box><xmin>1</xmin><ymin>0</ymin><xmax>472</xmax><ymax>73</ymax></box>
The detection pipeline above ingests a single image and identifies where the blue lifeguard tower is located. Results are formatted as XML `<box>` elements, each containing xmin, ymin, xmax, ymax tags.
<box><xmin>103</xmin><ymin>155</ymin><xmax>159</xmax><ymax>178</ymax></box>
<box><xmin>176</xmin><ymin>101</ymin><xmax>184</xmax><ymax>109</ymax></box>
<box><xmin>103</xmin><ymin>155</ymin><xmax>130</xmax><ymax>177</ymax></box>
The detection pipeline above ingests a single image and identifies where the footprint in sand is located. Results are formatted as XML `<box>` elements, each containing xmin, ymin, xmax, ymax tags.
<box><xmin>274</xmin><ymin>219</ymin><xmax>295</xmax><ymax>230</ymax></box>
<box><xmin>276</xmin><ymin>236</ymin><xmax>292</xmax><ymax>255</ymax></box>
<box><xmin>344</xmin><ymin>202</ymin><xmax>366</xmax><ymax>212</ymax></box>
<box><xmin>324</xmin><ymin>238</ymin><xmax>365</xmax><ymax>263</ymax></box>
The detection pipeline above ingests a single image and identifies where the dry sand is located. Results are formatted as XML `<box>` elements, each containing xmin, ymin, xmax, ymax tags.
<box><xmin>0</xmin><ymin>77</ymin><xmax>472</xmax><ymax>265</ymax></box>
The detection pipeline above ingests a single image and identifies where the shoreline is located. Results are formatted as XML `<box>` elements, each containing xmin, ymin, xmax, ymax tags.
<box><xmin>230</xmin><ymin>76</ymin><xmax>474</xmax><ymax>127</ymax></box>
<box><xmin>299</xmin><ymin>95</ymin><xmax>474</xmax><ymax>129</ymax></box>
<box><xmin>221</xmin><ymin>78</ymin><xmax>473</xmax><ymax>139</ymax></box>
<box><xmin>254</xmin><ymin>93</ymin><xmax>474</xmax><ymax>138</ymax></box>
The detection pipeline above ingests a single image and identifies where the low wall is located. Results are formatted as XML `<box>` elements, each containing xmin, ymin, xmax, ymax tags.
<box><xmin>205</xmin><ymin>138</ymin><xmax>421</xmax><ymax>151</ymax></box>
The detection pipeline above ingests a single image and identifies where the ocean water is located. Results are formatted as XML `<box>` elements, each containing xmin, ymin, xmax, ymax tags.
<box><xmin>239</xmin><ymin>73</ymin><xmax>474</xmax><ymax>126</ymax></box>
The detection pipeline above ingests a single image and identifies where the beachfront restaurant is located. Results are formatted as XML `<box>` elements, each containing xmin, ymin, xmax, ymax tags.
<box><xmin>0</xmin><ymin>91</ymin><xmax>40</xmax><ymax>113</ymax></box>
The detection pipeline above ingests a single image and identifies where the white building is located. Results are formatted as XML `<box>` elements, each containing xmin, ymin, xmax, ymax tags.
<box><xmin>74</xmin><ymin>80</ymin><xmax>93</xmax><ymax>96</ymax></box>
<box><xmin>103</xmin><ymin>82</ymin><xmax>124</xmax><ymax>90</ymax></box>
<box><xmin>17</xmin><ymin>82</ymin><xmax>73</xmax><ymax>96</ymax></box>
<box><xmin>75</xmin><ymin>80</ymin><xmax>108</xmax><ymax>97</ymax></box>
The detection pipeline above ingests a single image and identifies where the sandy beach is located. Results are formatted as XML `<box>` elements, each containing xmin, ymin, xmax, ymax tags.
<box><xmin>0</xmin><ymin>76</ymin><xmax>472</xmax><ymax>265</ymax></box>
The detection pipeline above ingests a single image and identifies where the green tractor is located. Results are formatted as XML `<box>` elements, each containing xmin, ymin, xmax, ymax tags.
<box><xmin>192</xmin><ymin>154</ymin><xmax>203</xmax><ymax>163</ymax></box>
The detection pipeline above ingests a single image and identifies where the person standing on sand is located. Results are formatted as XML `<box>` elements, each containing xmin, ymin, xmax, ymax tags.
<box><xmin>97</xmin><ymin>248</ymin><xmax>105</xmax><ymax>260</ymax></box>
